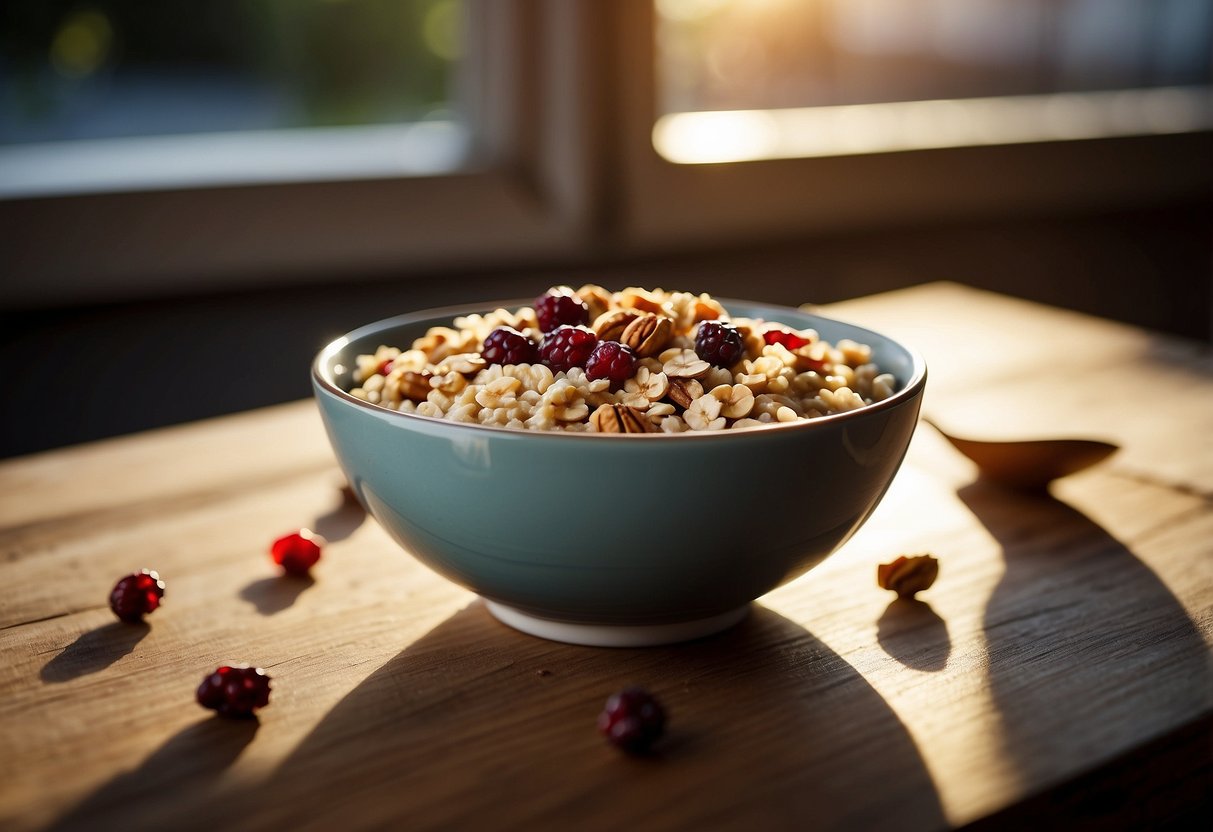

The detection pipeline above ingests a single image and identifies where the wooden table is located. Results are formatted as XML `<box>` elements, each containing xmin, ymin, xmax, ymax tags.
<box><xmin>2</xmin><ymin>283</ymin><xmax>1210</xmax><ymax>831</ymax></box>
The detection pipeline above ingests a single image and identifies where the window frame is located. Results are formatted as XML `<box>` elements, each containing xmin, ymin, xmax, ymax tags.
<box><xmin>0</xmin><ymin>0</ymin><xmax>605</xmax><ymax>307</ymax></box>
<box><xmin>605</xmin><ymin>0</ymin><xmax>1213</xmax><ymax>252</ymax></box>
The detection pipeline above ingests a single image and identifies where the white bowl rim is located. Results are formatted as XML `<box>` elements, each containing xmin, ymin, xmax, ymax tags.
<box><xmin>312</xmin><ymin>297</ymin><xmax>928</xmax><ymax>440</ymax></box>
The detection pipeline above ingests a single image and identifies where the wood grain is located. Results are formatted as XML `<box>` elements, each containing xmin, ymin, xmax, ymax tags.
<box><xmin>1</xmin><ymin>283</ymin><xmax>1209</xmax><ymax>831</ymax></box>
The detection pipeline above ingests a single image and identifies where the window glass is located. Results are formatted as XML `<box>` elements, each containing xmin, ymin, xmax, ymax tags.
<box><xmin>654</xmin><ymin>0</ymin><xmax>1213</xmax><ymax>162</ymax></box>
<box><xmin>0</xmin><ymin>0</ymin><xmax>463</xmax><ymax>145</ymax></box>
<box><xmin>657</xmin><ymin>0</ymin><xmax>1211</xmax><ymax>113</ymax></box>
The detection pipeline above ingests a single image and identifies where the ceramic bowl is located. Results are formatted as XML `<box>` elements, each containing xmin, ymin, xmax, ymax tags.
<box><xmin>312</xmin><ymin>299</ymin><xmax>926</xmax><ymax>646</ymax></box>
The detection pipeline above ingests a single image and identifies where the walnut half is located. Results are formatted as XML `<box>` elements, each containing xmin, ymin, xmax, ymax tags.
<box><xmin>620</xmin><ymin>314</ymin><xmax>674</xmax><ymax>357</ymax></box>
<box><xmin>592</xmin><ymin>310</ymin><xmax>642</xmax><ymax>342</ymax></box>
<box><xmin>589</xmin><ymin>403</ymin><xmax>659</xmax><ymax>433</ymax></box>
<box><xmin>396</xmin><ymin>371</ymin><xmax>433</xmax><ymax>402</ymax></box>
<box><xmin>877</xmin><ymin>554</ymin><xmax>939</xmax><ymax>599</ymax></box>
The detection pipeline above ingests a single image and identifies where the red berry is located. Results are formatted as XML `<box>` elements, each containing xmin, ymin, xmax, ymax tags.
<box><xmin>535</xmin><ymin>287</ymin><xmax>590</xmax><ymax>333</ymax></box>
<box><xmin>109</xmin><ymin>569</ymin><xmax>165</xmax><ymax>623</ymax></box>
<box><xmin>695</xmin><ymin>320</ymin><xmax>745</xmax><ymax>368</ymax></box>
<box><xmin>585</xmin><ymin>341</ymin><xmax>637</xmax><ymax>387</ymax></box>
<box><xmin>762</xmin><ymin>326</ymin><xmax>812</xmax><ymax>351</ymax></box>
<box><xmin>481</xmin><ymin>326</ymin><xmax>538</xmax><ymax>366</ymax></box>
<box><xmin>271</xmin><ymin>530</ymin><xmax>324</xmax><ymax>576</ymax></box>
<box><xmin>196</xmin><ymin>665</ymin><xmax>272</xmax><ymax>718</ymax></box>
<box><xmin>377</xmin><ymin>359</ymin><xmax>395</xmax><ymax>375</ymax></box>
<box><xmin>597</xmin><ymin>687</ymin><xmax>666</xmax><ymax>754</ymax></box>
<box><xmin>539</xmin><ymin>325</ymin><xmax>598</xmax><ymax>373</ymax></box>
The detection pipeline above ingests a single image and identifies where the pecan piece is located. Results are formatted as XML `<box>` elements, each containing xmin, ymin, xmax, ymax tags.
<box><xmin>589</xmin><ymin>403</ymin><xmax>658</xmax><ymax>434</ymax></box>
<box><xmin>398</xmin><ymin>371</ymin><xmax>433</xmax><ymax>402</ymax></box>
<box><xmin>877</xmin><ymin>554</ymin><xmax>939</xmax><ymax>599</ymax></box>
<box><xmin>620</xmin><ymin>314</ymin><xmax>673</xmax><ymax>358</ymax></box>
<box><xmin>665</xmin><ymin>377</ymin><xmax>703</xmax><ymax>409</ymax></box>
<box><xmin>592</xmin><ymin>310</ymin><xmax>641</xmax><ymax>342</ymax></box>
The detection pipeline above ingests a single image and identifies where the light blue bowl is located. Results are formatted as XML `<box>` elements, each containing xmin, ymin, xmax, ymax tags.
<box><xmin>313</xmin><ymin>299</ymin><xmax>926</xmax><ymax>646</ymax></box>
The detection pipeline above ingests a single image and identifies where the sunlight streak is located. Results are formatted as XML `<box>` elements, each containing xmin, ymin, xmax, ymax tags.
<box><xmin>654</xmin><ymin>86</ymin><xmax>1213</xmax><ymax>164</ymax></box>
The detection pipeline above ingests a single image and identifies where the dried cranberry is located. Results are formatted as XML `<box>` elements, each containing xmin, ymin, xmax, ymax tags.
<box><xmin>695</xmin><ymin>321</ymin><xmax>745</xmax><ymax>368</ymax></box>
<box><xmin>535</xmin><ymin>287</ymin><xmax>590</xmax><ymax>333</ymax></box>
<box><xmin>109</xmin><ymin>569</ymin><xmax>165</xmax><ymax>623</ymax></box>
<box><xmin>481</xmin><ymin>326</ymin><xmax>538</xmax><ymax>365</ymax></box>
<box><xmin>597</xmin><ymin>687</ymin><xmax>666</xmax><ymax>754</ymax></box>
<box><xmin>539</xmin><ymin>325</ymin><xmax>598</xmax><ymax>373</ymax></box>
<box><xmin>377</xmin><ymin>359</ymin><xmax>395</xmax><ymax>375</ymax></box>
<box><xmin>271</xmin><ymin>530</ymin><xmax>324</xmax><ymax>576</ymax></box>
<box><xmin>762</xmin><ymin>326</ymin><xmax>812</xmax><ymax>350</ymax></box>
<box><xmin>585</xmin><ymin>341</ymin><xmax>637</xmax><ymax>387</ymax></box>
<box><xmin>196</xmin><ymin>665</ymin><xmax>272</xmax><ymax>718</ymax></box>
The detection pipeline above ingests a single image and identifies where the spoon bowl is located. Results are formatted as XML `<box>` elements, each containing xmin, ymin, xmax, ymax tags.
<box><xmin>924</xmin><ymin>417</ymin><xmax>1118</xmax><ymax>490</ymax></box>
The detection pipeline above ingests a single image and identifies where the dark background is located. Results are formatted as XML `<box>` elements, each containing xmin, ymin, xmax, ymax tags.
<box><xmin>2</xmin><ymin>196</ymin><xmax>1208</xmax><ymax>460</ymax></box>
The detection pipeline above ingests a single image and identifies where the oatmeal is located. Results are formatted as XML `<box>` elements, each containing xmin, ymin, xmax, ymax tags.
<box><xmin>348</xmin><ymin>286</ymin><xmax>897</xmax><ymax>433</ymax></box>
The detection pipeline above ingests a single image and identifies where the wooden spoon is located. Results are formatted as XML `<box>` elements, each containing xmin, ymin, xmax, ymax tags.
<box><xmin>923</xmin><ymin>417</ymin><xmax>1119</xmax><ymax>490</ymax></box>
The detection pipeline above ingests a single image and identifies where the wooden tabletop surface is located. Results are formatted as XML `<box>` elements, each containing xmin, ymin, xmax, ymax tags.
<box><xmin>1</xmin><ymin>282</ymin><xmax>1210</xmax><ymax>831</ymax></box>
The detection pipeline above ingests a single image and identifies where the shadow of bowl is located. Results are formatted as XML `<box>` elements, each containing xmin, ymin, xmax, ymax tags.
<box><xmin>202</xmin><ymin>602</ymin><xmax>946</xmax><ymax>830</ymax></box>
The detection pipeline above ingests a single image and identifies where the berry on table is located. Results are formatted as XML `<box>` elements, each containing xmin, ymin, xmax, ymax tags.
<box><xmin>535</xmin><ymin>286</ymin><xmax>590</xmax><ymax>333</ymax></box>
<box><xmin>271</xmin><ymin>530</ymin><xmax>324</xmax><ymax>576</ymax></box>
<box><xmin>694</xmin><ymin>321</ymin><xmax>745</xmax><ymax>368</ymax></box>
<box><xmin>109</xmin><ymin>569</ymin><xmax>165</xmax><ymax>623</ymax></box>
<box><xmin>597</xmin><ymin>686</ymin><xmax>666</xmax><ymax>754</ymax></box>
<box><xmin>539</xmin><ymin>325</ymin><xmax>598</xmax><ymax>373</ymax></box>
<box><xmin>585</xmin><ymin>341</ymin><xmax>638</xmax><ymax>387</ymax></box>
<box><xmin>481</xmin><ymin>326</ymin><xmax>538</xmax><ymax>366</ymax></box>
<box><xmin>196</xmin><ymin>665</ymin><xmax>272</xmax><ymax>718</ymax></box>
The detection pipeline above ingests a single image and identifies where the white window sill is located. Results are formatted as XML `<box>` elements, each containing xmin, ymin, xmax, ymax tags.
<box><xmin>653</xmin><ymin>87</ymin><xmax>1213</xmax><ymax>165</ymax></box>
<box><xmin>0</xmin><ymin>120</ymin><xmax>471</xmax><ymax>199</ymax></box>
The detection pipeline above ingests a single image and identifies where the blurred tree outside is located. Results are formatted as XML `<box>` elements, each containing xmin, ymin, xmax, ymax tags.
<box><xmin>0</xmin><ymin>0</ymin><xmax>462</xmax><ymax>144</ymax></box>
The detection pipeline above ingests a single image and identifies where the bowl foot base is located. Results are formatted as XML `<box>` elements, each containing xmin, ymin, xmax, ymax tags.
<box><xmin>484</xmin><ymin>601</ymin><xmax>750</xmax><ymax>647</ymax></box>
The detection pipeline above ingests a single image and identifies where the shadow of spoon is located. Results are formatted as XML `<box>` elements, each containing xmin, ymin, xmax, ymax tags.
<box><xmin>923</xmin><ymin>417</ymin><xmax>1118</xmax><ymax>491</ymax></box>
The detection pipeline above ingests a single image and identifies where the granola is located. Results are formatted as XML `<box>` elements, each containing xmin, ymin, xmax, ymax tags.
<box><xmin>348</xmin><ymin>285</ymin><xmax>897</xmax><ymax>433</ymax></box>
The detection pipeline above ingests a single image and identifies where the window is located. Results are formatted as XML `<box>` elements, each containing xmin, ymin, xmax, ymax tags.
<box><xmin>0</xmin><ymin>1</ymin><xmax>595</xmax><ymax>304</ymax></box>
<box><xmin>606</xmin><ymin>1</ymin><xmax>1211</xmax><ymax>250</ymax></box>
<box><xmin>653</xmin><ymin>0</ymin><xmax>1213</xmax><ymax>162</ymax></box>
<box><xmin>658</xmin><ymin>0</ymin><xmax>1212</xmax><ymax>110</ymax></box>
<box><xmin>1</xmin><ymin>0</ymin><xmax>467</xmax><ymax>193</ymax></box>
<box><xmin>1</xmin><ymin>1</ymin><xmax>1209</xmax><ymax>304</ymax></box>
